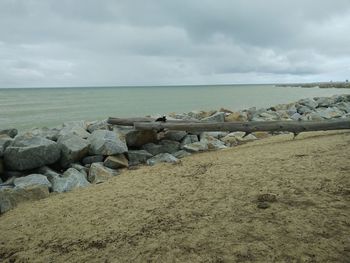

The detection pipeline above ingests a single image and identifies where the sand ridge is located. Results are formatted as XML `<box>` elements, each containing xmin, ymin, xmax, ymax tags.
<box><xmin>0</xmin><ymin>131</ymin><xmax>349</xmax><ymax>262</ymax></box>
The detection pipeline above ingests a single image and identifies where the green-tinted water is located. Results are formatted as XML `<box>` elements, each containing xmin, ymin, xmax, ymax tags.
<box><xmin>1</xmin><ymin>84</ymin><xmax>349</xmax><ymax>130</ymax></box>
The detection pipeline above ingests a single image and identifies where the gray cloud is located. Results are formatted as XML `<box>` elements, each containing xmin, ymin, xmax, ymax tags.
<box><xmin>0</xmin><ymin>0</ymin><xmax>349</xmax><ymax>87</ymax></box>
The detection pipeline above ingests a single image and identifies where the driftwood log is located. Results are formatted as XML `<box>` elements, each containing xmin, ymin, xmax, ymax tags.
<box><xmin>107</xmin><ymin>117</ymin><xmax>200</xmax><ymax>126</ymax></box>
<box><xmin>133</xmin><ymin>119</ymin><xmax>350</xmax><ymax>133</ymax></box>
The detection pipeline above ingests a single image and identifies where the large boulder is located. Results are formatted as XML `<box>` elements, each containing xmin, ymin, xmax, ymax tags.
<box><xmin>173</xmin><ymin>150</ymin><xmax>191</xmax><ymax>159</ymax></box>
<box><xmin>4</xmin><ymin>136</ymin><xmax>61</xmax><ymax>171</ymax></box>
<box><xmin>225</xmin><ymin>112</ymin><xmax>248</xmax><ymax>122</ymax></box>
<box><xmin>88</xmin><ymin>130</ymin><xmax>128</xmax><ymax>155</ymax></box>
<box><xmin>298</xmin><ymin>98</ymin><xmax>318</xmax><ymax>109</ymax></box>
<box><xmin>26</xmin><ymin>127</ymin><xmax>60</xmax><ymax>141</ymax></box>
<box><xmin>50</xmin><ymin>168</ymin><xmax>90</xmax><ymax>193</ymax></box>
<box><xmin>104</xmin><ymin>154</ymin><xmax>129</xmax><ymax>169</ymax></box>
<box><xmin>180</xmin><ymin>135</ymin><xmax>199</xmax><ymax>148</ymax></box>
<box><xmin>127</xmin><ymin>150</ymin><xmax>153</xmax><ymax>166</ymax></box>
<box><xmin>0</xmin><ymin>185</ymin><xmax>49</xmax><ymax>214</ymax></box>
<box><xmin>58</xmin><ymin>134</ymin><xmax>90</xmax><ymax>168</ymax></box>
<box><xmin>58</xmin><ymin>121</ymin><xmax>90</xmax><ymax>139</ymax></box>
<box><xmin>88</xmin><ymin>163</ymin><xmax>119</xmax><ymax>184</ymax></box>
<box><xmin>163</xmin><ymin>131</ymin><xmax>187</xmax><ymax>142</ymax></box>
<box><xmin>200</xmin><ymin>134</ymin><xmax>227</xmax><ymax>150</ymax></box>
<box><xmin>87</xmin><ymin>119</ymin><xmax>111</xmax><ymax>133</ymax></box>
<box><xmin>182</xmin><ymin>141</ymin><xmax>209</xmax><ymax>152</ymax></box>
<box><xmin>0</xmin><ymin>129</ymin><xmax>18</xmax><ymax>138</ymax></box>
<box><xmin>14</xmin><ymin>174</ymin><xmax>52</xmax><ymax>189</ymax></box>
<box><xmin>202</xmin><ymin>112</ymin><xmax>225</xmax><ymax>122</ymax></box>
<box><xmin>82</xmin><ymin>155</ymin><xmax>104</xmax><ymax>165</ymax></box>
<box><xmin>0</xmin><ymin>135</ymin><xmax>12</xmax><ymax>157</ymax></box>
<box><xmin>146</xmin><ymin>153</ymin><xmax>179</xmax><ymax>166</ymax></box>
<box><xmin>125</xmin><ymin>130</ymin><xmax>158</xmax><ymax>147</ymax></box>
<box><xmin>314</xmin><ymin>97</ymin><xmax>336</xmax><ymax>107</ymax></box>
<box><xmin>316</xmin><ymin>107</ymin><xmax>344</xmax><ymax>119</ymax></box>
<box><xmin>159</xmin><ymin>140</ymin><xmax>181</xmax><ymax>154</ymax></box>
<box><xmin>142</xmin><ymin>143</ymin><xmax>164</xmax><ymax>156</ymax></box>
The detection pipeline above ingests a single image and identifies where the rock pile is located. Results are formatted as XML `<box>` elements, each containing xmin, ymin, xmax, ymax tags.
<box><xmin>1</xmin><ymin>94</ymin><xmax>349</xmax><ymax>214</ymax></box>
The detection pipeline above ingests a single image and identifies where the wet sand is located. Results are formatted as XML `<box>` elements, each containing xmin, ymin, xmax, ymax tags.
<box><xmin>0</xmin><ymin>131</ymin><xmax>349</xmax><ymax>262</ymax></box>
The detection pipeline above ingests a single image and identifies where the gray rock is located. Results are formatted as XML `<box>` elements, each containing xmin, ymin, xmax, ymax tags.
<box><xmin>314</xmin><ymin>97</ymin><xmax>335</xmax><ymax>107</ymax></box>
<box><xmin>181</xmin><ymin>135</ymin><xmax>199</xmax><ymax>147</ymax></box>
<box><xmin>297</xmin><ymin>105</ymin><xmax>313</xmax><ymax>115</ymax></box>
<box><xmin>201</xmin><ymin>134</ymin><xmax>227</xmax><ymax>150</ymax></box>
<box><xmin>142</xmin><ymin>143</ymin><xmax>164</xmax><ymax>156</ymax></box>
<box><xmin>82</xmin><ymin>155</ymin><xmax>104</xmax><ymax>165</ymax></box>
<box><xmin>127</xmin><ymin>150</ymin><xmax>153</xmax><ymax>166</ymax></box>
<box><xmin>173</xmin><ymin>150</ymin><xmax>191</xmax><ymax>159</ymax></box>
<box><xmin>335</xmin><ymin>102</ymin><xmax>350</xmax><ymax>113</ymax></box>
<box><xmin>0</xmin><ymin>185</ymin><xmax>49</xmax><ymax>214</ymax></box>
<box><xmin>125</xmin><ymin>130</ymin><xmax>158</xmax><ymax>147</ymax></box>
<box><xmin>239</xmin><ymin>134</ymin><xmax>257</xmax><ymax>142</ymax></box>
<box><xmin>159</xmin><ymin>140</ymin><xmax>181</xmax><ymax>154</ymax></box>
<box><xmin>200</xmin><ymin>132</ymin><xmax>229</xmax><ymax>139</ymax></box>
<box><xmin>4</xmin><ymin>136</ymin><xmax>61</xmax><ymax>171</ymax></box>
<box><xmin>0</xmin><ymin>135</ymin><xmax>12</xmax><ymax>157</ymax></box>
<box><xmin>146</xmin><ymin>153</ymin><xmax>179</xmax><ymax>166</ymax></box>
<box><xmin>87</xmin><ymin>119</ymin><xmax>111</xmax><ymax>133</ymax></box>
<box><xmin>14</xmin><ymin>174</ymin><xmax>52</xmax><ymax>189</ymax></box>
<box><xmin>51</xmin><ymin>168</ymin><xmax>90</xmax><ymax>192</ymax></box>
<box><xmin>88</xmin><ymin>130</ymin><xmax>128</xmax><ymax>155</ymax></box>
<box><xmin>36</xmin><ymin>166</ymin><xmax>61</xmax><ymax>181</ymax></box>
<box><xmin>316</xmin><ymin>107</ymin><xmax>344</xmax><ymax>119</ymax></box>
<box><xmin>88</xmin><ymin>163</ymin><xmax>119</xmax><ymax>184</ymax></box>
<box><xmin>290</xmin><ymin>112</ymin><xmax>302</xmax><ymax>120</ymax></box>
<box><xmin>70</xmin><ymin>163</ymin><xmax>89</xmax><ymax>177</ymax></box>
<box><xmin>201</xmin><ymin>112</ymin><xmax>225</xmax><ymax>122</ymax></box>
<box><xmin>104</xmin><ymin>154</ymin><xmax>129</xmax><ymax>169</ymax></box>
<box><xmin>58</xmin><ymin>134</ymin><xmax>90</xmax><ymax>168</ymax></box>
<box><xmin>27</xmin><ymin>127</ymin><xmax>60</xmax><ymax>141</ymax></box>
<box><xmin>163</xmin><ymin>131</ymin><xmax>187</xmax><ymax>142</ymax></box>
<box><xmin>298</xmin><ymin>98</ymin><xmax>318</xmax><ymax>109</ymax></box>
<box><xmin>58</xmin><ymin>125</ymin><xmax>90</xmax><ymax>139</ymax></box>
<box><xmin>182</xmin><ymin>141</ymin><xmax>209</xmax><ymax>152</ymax></box>
<box><xmin>0</xmin><ymin>129</ymin><xmax>18</xmax><ymax>138</ymax></box>
<box><xmin>63</xmin><ymin>120</ymin><xmax>88</xmax><ymax>130</ymax></box>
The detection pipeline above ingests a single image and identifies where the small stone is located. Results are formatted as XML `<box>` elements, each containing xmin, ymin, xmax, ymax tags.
<box><xmin>257</xmin><ymin>202</ymin><xmax>270</xmax><ymax>209</ymax></box>
<box><xmin>104</xmin><ymin>154</ymin><xmax>129</xmax><ymax>169</ymax></box>
<box><xmin>257</xmin><ymin>193</ymin><xmax>277</xmax><ymax>202</ymax></box>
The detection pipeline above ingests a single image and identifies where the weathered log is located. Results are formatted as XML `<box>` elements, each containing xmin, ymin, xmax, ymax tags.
<box><xmin>107</xmin><ymin>117</ymin><xmax>200</xmax><ymax>126</ymax></box>
<box><xmin>134</xmin><ymin>119</ymin><xmax>350</xmax><ymax>133</ymax></box>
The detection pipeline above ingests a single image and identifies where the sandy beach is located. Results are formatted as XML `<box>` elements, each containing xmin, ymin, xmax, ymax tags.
<box><xmin>0</xmin><ymin>130</ymin><xmax>349</xmax><ymax>262</ymax></box>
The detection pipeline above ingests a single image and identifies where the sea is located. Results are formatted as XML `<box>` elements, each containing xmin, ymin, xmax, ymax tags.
<box><xmin>1</xmin><ymin>84</ymin><xmax>350</xmax><ymax>131</ymax></box>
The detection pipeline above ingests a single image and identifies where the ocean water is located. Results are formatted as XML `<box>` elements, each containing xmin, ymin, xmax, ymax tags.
<box><xmin>1</xmin><ymin>84</ymin><xmax>350</xmax><ymax>131</ymax></box>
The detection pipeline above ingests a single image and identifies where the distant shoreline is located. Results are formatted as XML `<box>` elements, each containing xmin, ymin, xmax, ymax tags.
<box><xmin>276</xmin><ymin>81</ymin><xmax>350</xmax><ymax>89</ymax></box>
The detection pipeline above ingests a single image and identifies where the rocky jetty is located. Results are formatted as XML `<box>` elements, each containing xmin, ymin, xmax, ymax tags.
<box><xmin>1</xmin><ymin>94</ymin><xmax>349</xmax><ymax>214</ymax></box>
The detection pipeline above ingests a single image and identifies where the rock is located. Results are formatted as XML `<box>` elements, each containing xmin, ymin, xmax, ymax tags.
<box><xmin>257</xmin><ymin>193</ymin><xmax>277</xmax><ymax>202</ymax></box>
<box><xmin>82</xmin><ymin>155</ymin><xmax>104</xmax><ymax>165</ymax></box>
<box><xmin>200</xmin><ymin>132</ymin><xmax>228</xmax><ymax>139</ymax></box>
<box><xmin>27</xmin><ymin>127</ymin><xmax>60</xmax><ymax>141</ymax></box>
<box><xmin>88</xmin><ymin>130</ymin><xmax>128</xmax><ymax>155</ymax></box>
<box><xmin>305</xmin><ymin>112</ymin><xmax>324</xmax><ymax>121</ymax></box>
<box><xmin>58</xmin><ymin>125</ymin><xmax>90</xmax><ymax>139</ymax></box>
<box><xmin>159</xmin><ymin>140</ymin><xmax>181</xmax><ymax>154</ymax></box>
<box><xmin>125</xmin><ymin>130</ymin><xmax>158</xmax><ymax>147</ymax></box>
<box><xmin>335</xmin><ymin>102</ymin><xmax>350</xmax><ymax>113</ymax></box>
<box><xmin>226</xmin><ymin>131</ymin><xmax>246</xmax><ymax>139</ymax></box>
<box><xmin>0</xmin><ymin>135</ymin><xmax>12</xmax><ymax>157</ymax></box>
<box><xmin>70</xmin><ymin>163</ymin><xmax>89</xmax><ymax>177</ymax></box>
<box><xmin>187</xmin><ymin>110</ymin><xmax>216</xmax><ymax>120</ymax></box>
<box><xmin>225</xmin><ymin>111</ymin><xmax>248</xmax><ymax>122</ymax></box>
<box><xmin>257</xmin><ymin>202</ymin><xmax>270</xmax><ymax>209</ymax></box>
<box><xmin>290</xmin><ymin>112</ymin><xmax>302</xmax><ymax>120</ymax></box>
<box><xmin>4</xmin><ymin>136</ymin><xmax>61</xmax><ymax>171</ymax></box>
<box><xmin>127</xmin><ymin>150</ymin><xmax>153</xmax><ymax>166</ymax></box>
<box><xmin>316</xmin><ymin>107</ymin><xmax>344</xmax><ymax>119</ymax></box>
<box><xmin>36</xmin><ymin>166</ymin><xmax>61</xmax><ymax>181</ymax></box>
<box><xmin>104</xmin><ymin>154</ymin><xmax>129</xmax><ymax>169</ymax></box>
<box><xmin>182</xmin><ymin>141</ymin><xmax>209</xmax><ymax>152</ymax></box>
<box><xmin>63</xmin><ymin>120</ymin><xmax>88</xmax><ymax>130</ymax></box>
<box><xmin>0</xmin><ymin>185</ymin><xmax>49</xmax><ymax>214</ymax></box>
<box><xmin>173</xmin><ymin>150</ymin><xmax>191</xmax><ymax>159</ymax></box>
<box><xmin>240</xmin><ymin>134</ymin><xmax>257</xmax><ymax>142</ymax></box>
<box><xmin>219</xmin><ymin>107</ymin><xmax>233</xmax><ymax>113</ymax></box>
<box><xmin>58</xmin><ymin>134</ymin><xmax>90</xmax><ymax>168</ymax></box>
<box><xmin>298</xmin><ymin>98</ymin><xmax>318</xmax><ymax>109</ymax></box>
<box><xmin>181</xmin><ymin>134</ymin><xmax>199</xmax><ymax>147</ymax></box>
<box><xmin>0</xmin><ymin>129</ymin><xmax>18</xmax><ymax>138</ymax></box>
<box><xmin>296</xmin><ymin>105</ymin><xmax>313</xmax><ymax>115</ymax></box>
<box><xmin>87</xmin><ymin>119</ymin><xmax>111</xmax><ymax>133</ymax></box>
<box><xmin>163</xmin><ymin>131</ymin><xmax>187</xmax><ymax>142</ymax></box>
<box><xmin>314</xmin><ymin>97</ymin><xmax>335</xmax><ymax>107</ymax></box>
<box><xmin>201</xmin><ymin>112</ymin><xmax>225</xmax><ymax>122</ymax></box>
<box><xmin>14</xmin><ymin>174</ymin><xmax>52</xmax><ymax>189</ymax></box>
<box><xmin>88</xmin><ymin>163</ymin><xmax>119</xmax><ymax>184</ymax></box>
<box><xmin>142</xmin><ymin>143</ymin><xmax>164</xmax><ymax>156</ymax></box>
<box><xmin>220</xmin><ymin>136</ymin><xmax>239</xmax><ymax>146</ymax></box>
<box><xmin>146</xmin><ymin>153</ymin><xmax>179</xmax><ymax>166</ymax></box>
<box><xmin>51</xmin><ymin>168</ymin><xmax>90</xmax><ymax>192</ymax></box>
<box><xmin>201</xmin><ymin>134</ymin><xmax>227</xmax><ymax>150</ymax></box>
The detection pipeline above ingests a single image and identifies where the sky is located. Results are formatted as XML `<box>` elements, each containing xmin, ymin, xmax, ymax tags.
<box><xmin>0</xmin><ymin>0</ymin><xmax>350</xmax><ymax>88</ymax></box>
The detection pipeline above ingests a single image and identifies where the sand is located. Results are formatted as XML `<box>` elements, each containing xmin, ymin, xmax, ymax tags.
<box><xmin>0</xmin><ymin>131</ymin><xmax>349</xmax><ymax>262</ymax></box>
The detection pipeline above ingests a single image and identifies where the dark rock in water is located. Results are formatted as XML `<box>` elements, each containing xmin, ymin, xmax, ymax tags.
<box><xmin>146</xmin><ymin>153</ymin><xmax>179</xmax><ymax>166</ymax></box>
<box><xmin>0</xmin><ymin>129</ymin><xmax>18</xmax><ymax>138</ymax></box>
<box><xmin>88</xmin><ymin>130</ymin><xmax>128</xmax><ymax>155</ymax></box>
<box><xmin>82</xmin><ymin>155</ymin><xmax>104</xmax><ymax>165</ymax></box>
<box><xmin>14</xmin><ymin>174</ymin><xmax>52</xmax><ymax>189</ymax></box>
<box><xmin>0</xmin><ymin>136</ymin><xmax>13</xmax><ymax>157</ymax></box>
<box><xmin>104</xmin><ymin>154</ymin><xmax>129</xmax><ymax>169</ymax></box>
<box><xmin>88</xmin><ymin>163</ymin><xmax>119</xmax><ymax>184</ymax></box>
<box><xmin>50</xmin><ymin>168</ymin><xmax>90</xmax><ymax>193</ymax></box>
<box><xmin>125</xmin><ymin>130</ymin><xmax>158</xmax><ymax>148</ymax></box>
<box><xmin>127</xmin><ymin>150</ymin><xmax>153</xmax><ymax>166</ymax></box>
<box><xmin>4</xmin><ymin>136</ymin><xmax>61</xmax><ymax>171</ymax></box>
<box><xmin>0</xmin><ymin>185</ymin><xmax>49</xmax><ymax>214</ymax></box>
<box><xmin>58</xmin><ymin>134</ymin><xmax>90</xmax><ymax>168</ymax></box>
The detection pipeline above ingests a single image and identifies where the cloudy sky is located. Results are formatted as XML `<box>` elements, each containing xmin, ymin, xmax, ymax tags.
<box><xmin>1</xmin><ymin>0</ymin><xmax>350</xmax><ymax>87</ymax></box>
